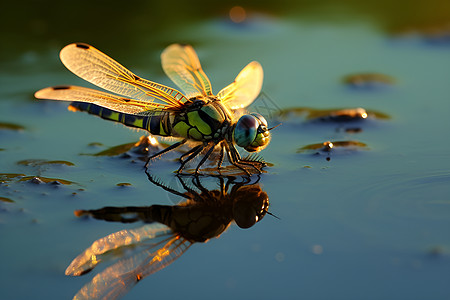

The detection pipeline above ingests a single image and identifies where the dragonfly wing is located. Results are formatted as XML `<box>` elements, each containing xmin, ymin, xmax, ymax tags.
<box><xmin>35</xmin><ymin>85</ymin><xmax>166</xmax><ymax>114</ymax></box>
<box><xmin>72</xmin><ymin>234</ymin><xmax>192</xmax><ymax>300</ymax></box>
<box><xmin>65</xmin><ymin>223</ymin><xmax>173</xmax><ymax>276</ymax></box>
<box><xmin>161</xmin><ymin>44</ymin><xmax>213</xmax><ymax>99</ymax></box>
<box><xmin>59</xmin><ymin>43</ymin><xmax>188</xmax><ymax>108</ymax></box>
<box><xmin>217</xmin><ymin>61</ymin><xmax>263</xmax><ymax>110</ymax></box>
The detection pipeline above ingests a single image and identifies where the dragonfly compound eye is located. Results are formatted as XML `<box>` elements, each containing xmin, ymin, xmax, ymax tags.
<box><xmin>234</xmin><ymin>115</ymin><xmax>258</xmax><ymax>148</ymax></box>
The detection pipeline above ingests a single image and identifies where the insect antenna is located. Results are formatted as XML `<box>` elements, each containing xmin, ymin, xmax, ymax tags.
<box><xmin>268</xmin><ymin>123</ymin><xmax>282</xmax><ymax>131</ymax></box>
<box><xmin>266</xmin><ymin>211</ymin><xmax>280</xmax><ymax>220</ymax></box>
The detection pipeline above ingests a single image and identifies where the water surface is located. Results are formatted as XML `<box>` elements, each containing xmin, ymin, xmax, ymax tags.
<box><xmin>1</xmin><ymin>3</ymin><xmax>450</xmax><ymax>300</ymax></box>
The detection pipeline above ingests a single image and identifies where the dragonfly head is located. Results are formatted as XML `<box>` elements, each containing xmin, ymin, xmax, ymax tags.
<box><xmin>233</xmin><ymin>185</ymin><xmax>269</xmax><ymax>229</ymax></box>
<box><xmin>233</xmin><ymin>113</ymin><xmax>271</xmax><ymax>152</ymax></box>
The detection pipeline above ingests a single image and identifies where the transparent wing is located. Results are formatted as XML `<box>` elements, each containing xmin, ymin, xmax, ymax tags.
<box><xmin>59</xmin><ymin>43</ymin><xmax>188</xmax><ymax>108</ymax></box>
<box><xmin>244</xmin><ymin>92</ymin><xmax>282</xmax><ymax>121</ymax></box>
<box><xmin>217</xmin><ymin>61</ymin><xmax>263</xmax><ymax>110</ymax></box>
<box><xmin>35</xmin><ymin>85</ymin><xmax>167</xmax><ymax>114</ymax></box>
<box><xmin>71</xmin><ymin>232</ymin><xmax>192</xmax><ymax>300</ymax></box>
<box><xmin>161</xmin><ymin>44</ymin><xmax>213</xmax><ymax>99</ymax></box>
<box><xmin>65</xmin><ymin>223</ymin><xmax>173</xmax><ymax>276</ymax></box>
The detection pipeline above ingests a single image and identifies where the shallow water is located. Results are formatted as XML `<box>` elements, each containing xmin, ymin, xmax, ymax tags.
<box><xmin>1</xmin><ymin>3</ymin><xmax>450</xmax><ymax>300</ymax></box>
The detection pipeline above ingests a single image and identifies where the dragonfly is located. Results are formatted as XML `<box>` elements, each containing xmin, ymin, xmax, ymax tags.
<box><xmin>66</xmin><ymin>174</ymin><xmax>270</xmax><ymax>300</ymax></box>
<box><xmin>35</xmin><ymin>43</ymin><xmax>272</xmax><ymax>175</ymax></box>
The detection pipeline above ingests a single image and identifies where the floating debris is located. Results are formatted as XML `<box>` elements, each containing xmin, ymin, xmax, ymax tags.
<box><xmin>0</xmin><ymin>173</ymin><xmax>26</xmax><ymax>183</ymax></box>
<box><xmin>342</xmin><ymin>73</ymin><xmax>395</xmax><ymax>89</ymax></box>
<box><xmin>84</xmin><ymin>135</ymin><xmax>164</xmax><ymax>157</ymax></box>
<box><xmin>0</xmin><ymin>121</ymin><xmax>25</xmax><ymax>131</ymax></box>
<box><xmin>277</xmin><ymin>107</ymin><xmax>390</xmax><ymax>122</ymax></box>
<box><xmin>1</xmin><ymin>173</ymin><xmax>74</xmax><ymax>185</ymax></box>
<box><xmin>131</xmin><ymin>135</ymin><xmax>165</xmax><ymax>155</ymax></box>
<box><xmin>298</xmin><ymin>140</ymin><xmax>368</xmax><ymax>152</ymax></box>
<box><xmin>17</xmin><ymin>159</ymin><xmax>75</xmax><ymax>167</ymax></box>
<box><xmin>28</xmin><ymin>177</ymin><xmax>45</xmax><ymax>184</ymax></box>
<box><xmin>325</xmin><ymin>108</ymin><xmax>368</xmax><ymax>122</ymax></box>
<box><xmin>0</xmin><ymin>196</ymin><xmax>14</xmax><ymax>203</ymax></box>
<box><xmin>86</xmin><ymin>141</ymin><xmax>137</xmax><ymax>157</ymax></box>
<box><xmin>116</xmin><ymin>183</ymin><xmax>132</xmax><ymax>187</ymax></box>
<box><xmin>298</xmin><ymin>141</ymin><xmax>368</xmax><ymax>160</ymax></box>
<box><xmin>345</xmin><ymin>127</ymin><xmax>363</xmax><ymax>134</ymax></box>
<box><xmin>87</xmin><ymin>142</ymin><xmax>103</xmax><ymax>147</ymax></box>
<box><xmin>20</xmin><ymin>176</ymin><xmax>74</xmax><ymax>185</ymax></box>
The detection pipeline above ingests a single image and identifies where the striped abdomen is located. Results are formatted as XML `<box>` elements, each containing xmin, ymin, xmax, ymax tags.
<box><xmin>69</xmin><ymin>102</ymin><xmax>172</xmax><ymax>137</ymax></box>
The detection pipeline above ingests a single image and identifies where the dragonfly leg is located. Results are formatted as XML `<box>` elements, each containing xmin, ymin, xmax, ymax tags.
<box><xmin>228</xmin><ymin>144</ymin><xmax>264</xmax><ymax>174</ymax></box>
<box><xmin>217</xmin><ymin>143</ymin><xmax>225</xmax><ymax>170</ymax></box>
<box><xmin>194</xmin><ymin>142</ymin><xmax>218</xmax><ymax>175</ymax></box>
<box><xmin>177</xmin><ymin>145</ymin><xmax>204</xmax><ymax>174</ymax></box>
<box><xmin>224</xmin><ymin>143</ymin><xmax>252</xmax><ymax>176</ymax></box>
<box><xmin>145</xmin><ymin>171</ymin><xmax>191</xmax><ymax>200</ymax></box>
<box><xmin>179</xmin><ymin>144</ymin><xmax>202</xmax><ymax>163</ymax></box>
<box><xmin>231</xmin><ymin>144</ymin><xmax>265</xmax><ymax>172</ymax></box>
<box><xmin>145</xmin><ymin>139</ymin><xmax>188</xmax><ymax>168</ymax></box>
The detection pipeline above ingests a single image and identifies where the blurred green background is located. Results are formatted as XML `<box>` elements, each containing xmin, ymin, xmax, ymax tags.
<box><xmin>2</xmin><ymin>0</ymin><xmax>450</xmax><ymax>59</ymax></box>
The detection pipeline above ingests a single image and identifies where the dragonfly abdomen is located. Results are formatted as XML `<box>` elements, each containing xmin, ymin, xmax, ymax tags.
<box><xmin>69</xmin><ymin>102</ymin><xmax>172</xmax><ymax>136</ymax></box>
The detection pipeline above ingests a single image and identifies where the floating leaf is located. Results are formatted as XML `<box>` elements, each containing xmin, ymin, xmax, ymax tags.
<box><xmin>277</xmin><ymin>107</ymin><xmax>390</xmax><ymax>121</ymax></box>
<box><xmin>342</xmin><ymin>73</ymin><xmax>395</xmax><ymax>88</ymax></box>
<box><xmin>0</xmin><ymin>196</ymin><xmax>14</xmax><ymax>203</ymax></box>
<box><xmin>19</xmin><ymin>176</ymin><xmax>74</xmax><ymax>185</ymax></box>
<box><xmin>297</xmin><ymin>140</ymin><xmax>368</xmax><ymax>153</ymax></box>
<box><xmin>83</xmin><ymin>136</ymin><xmax>164</xmax><ymax>157</ymax></box>
<box><xmin>0</xmin><ymin>173</ymin><xmax>26</xmax><ymax>183</ymax></box>
<box><xmin>0</xmin><ymin>122</ymin><xmax>25</xmax><ymax>131</ymax></box>
<box><xmin>17</xmin><ymin>159</ymin><xmax>75</xmax><ymax>167</ymax></box>
<box><xmin>87</xmin><ymin>142</ymin><xmax>137</xmax><ymax>156</ymax></box>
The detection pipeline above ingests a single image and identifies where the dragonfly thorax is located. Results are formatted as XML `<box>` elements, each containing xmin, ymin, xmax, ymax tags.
<box><xmin>171</xmin><ymin>97</ymin><xmax>234</xmax><ymax>142</ymax></box>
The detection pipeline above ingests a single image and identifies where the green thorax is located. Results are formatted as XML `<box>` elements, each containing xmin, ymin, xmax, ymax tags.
<box><xmin>171</xmin><ymin>97</ymin><xmax>234</xmax><ymax>142</ymax></box>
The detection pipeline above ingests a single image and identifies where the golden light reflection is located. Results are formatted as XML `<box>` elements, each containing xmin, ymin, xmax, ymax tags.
<box><xmin>90</xmin><ymin>254</ymin><xmax>98</xmax><ymax>264</ymax></box>
<box><xmin>229</xmin><ymin>6</ymin><xmax>247</xmax><ymax>23</ymax></box>
<box><xmin>324</xmin><ymin>141</ymin><xmax>334</xmax><ymax>150</ymax></box>
<box><xmin>148</xmin><ymin>135</ymin><xmax>158</xmax><ymax>146</ymax></box>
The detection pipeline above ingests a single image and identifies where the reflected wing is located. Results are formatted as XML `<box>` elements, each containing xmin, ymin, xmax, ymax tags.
<box><xmin>72</xmin><ymin>232</ymin><xmax>192</xmax><ymax>300</ymax></box>
<box><xmin>161</xmin><ymin>44</ymin><xmax>213</xmax><ymax>99</ymax></box>
<box><xmin>35</xmin><ymin>85</ymin><xmax>167</xmax><ymax>113</ymax></box>
<box><xmin>58</xmin><ymin>43</ymin><xmax>188</xmax><ymax>108</ymax></box>
<box><xmin>65</xmin><ymin>223</ymin><xmax>173</xmax><ymax>276</ymax></box>
<box><xmin>217</xmin><ymin>61</ymin><xmax>263</xmax><ymax>110</ymax></box>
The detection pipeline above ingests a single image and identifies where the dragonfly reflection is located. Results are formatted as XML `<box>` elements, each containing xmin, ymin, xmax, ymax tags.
<box><xmin>66</xmin><ymin>174</ymin><xmax>270</xmax><ymax>300</ymax></box>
